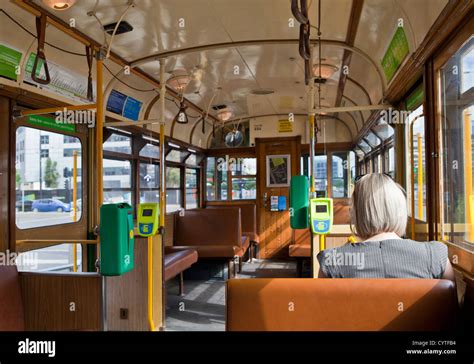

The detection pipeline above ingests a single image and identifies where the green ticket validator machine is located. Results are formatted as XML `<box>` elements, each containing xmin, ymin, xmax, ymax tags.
<box><xmin>137</xmin><ymin>203</ymin><xmax>160</xmax><ymax>237</ymax></box>
<box><xmin>290</xmin><ymin>175</ymin><xmax>309</xmax><ymax>229</ymax></box>
<box><xmin>100</xmin><ymin>203</ymin><xmax>135</xmax><ymax>276</ymax></box>
<box><xmin>310</xmin><ymin>198</ymin><xmax>333</xmax><ymax>235</ymax></box>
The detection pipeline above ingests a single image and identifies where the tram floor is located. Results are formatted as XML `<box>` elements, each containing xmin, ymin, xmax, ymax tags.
<box><xmin>164</xmin><ymin>259</ymin><xmax>297</xmax><ymax>331</ymax></box>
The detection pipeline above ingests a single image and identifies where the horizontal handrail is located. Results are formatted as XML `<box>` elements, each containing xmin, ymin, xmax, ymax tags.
<box><xmin>16</xmin><ymin>239</ymin><xmax>98</xmax><ymax>245</ymax></box>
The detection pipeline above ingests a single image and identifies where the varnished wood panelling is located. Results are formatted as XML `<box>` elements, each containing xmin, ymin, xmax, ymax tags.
<box><xmin>106</xmin><ymin>236</ymin><xmax>163</xmax><ymax>331</ymax></box>
<box><xmin>19</xmin><ymin>272</ymin><xmax>101</xmax><ymax>331</ymax></box>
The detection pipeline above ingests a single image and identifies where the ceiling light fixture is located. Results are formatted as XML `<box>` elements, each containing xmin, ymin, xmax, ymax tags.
<box><xmin>174</xmin><ymin>101</ymin><xmax>189</xmax><ymax>124</ymax></box>
<box><xmin>217</xmin><ymin>109</ymin><xmax>233</xmax><ymax>122</ymax></box>
<box><xmin>42</xmin><ymin>0</ymin><xmax>76</xmax><ymax>10</ymax></box>
<box><xmin>167</xmin><ymin>74</ymin><xmax>190</xmax><ymax>93</ymax></box>
<box><xmin>312</xmin><ymin>64</ymin><xmax>339</xmax><ymax>80</ymax></box>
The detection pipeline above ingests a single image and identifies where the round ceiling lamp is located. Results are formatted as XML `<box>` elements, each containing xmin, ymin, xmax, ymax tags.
<box><xmin>42</xmin><ymin>0</ymin><xmax>76</xmax><ymax>10</ymax></box>
<box><xmin>167</xmin><ymin>74</ymin><xmax>190</xmax><ymax>93</ymax></box>
<box><xmin>312</xmin><ymin>64</ymin><xmax>339</xmax><ymax>80</ymax></box>
<box><xmin>217</xmin><ymin>109</ymin><xmax>233</xmax><ymax>122</ymax></box>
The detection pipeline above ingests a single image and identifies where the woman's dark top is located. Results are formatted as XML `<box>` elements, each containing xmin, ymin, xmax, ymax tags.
<box><xmin>317</xmin><ymin>239</ymin><xmax>448</xmax><ymax>278</ymax></box>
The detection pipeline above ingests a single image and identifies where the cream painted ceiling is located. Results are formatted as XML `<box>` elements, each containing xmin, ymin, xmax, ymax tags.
<box><xmin>15</xmin><ymin>0</ymin><xmax>450</xmax><ymax>143</ymax></box>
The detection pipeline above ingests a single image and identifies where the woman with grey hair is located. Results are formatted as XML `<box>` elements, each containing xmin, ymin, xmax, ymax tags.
<box><xmin>317</xmin><ymin>173</ymin><xmax>455</xmax><ymax>281</ymax></box>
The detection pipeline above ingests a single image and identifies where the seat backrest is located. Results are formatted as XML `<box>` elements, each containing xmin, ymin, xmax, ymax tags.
<box><xmin>174</xmin><ymin>208</ymin><xmax>241</xmax><ymax>246</ymax></box>
<box><xmin>0</xmin><ymin>265</ymin><xmax>25</xmax><ymax>331</ymax></box>
<box><xmin>226</xmin><ymin>278</ymin><xmax>458</xmax><ymax>331</ymax></box>
<box><xmin>207</xmin><ymin>204</ymin><xmax>256</xmax><ymax>235</ymax></box>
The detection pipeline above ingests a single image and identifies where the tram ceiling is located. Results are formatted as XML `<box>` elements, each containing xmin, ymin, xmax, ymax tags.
<box><xmin>13</xmin><ymin>0</ymin><xmax>450</xmax><ymax>143</ymax></box>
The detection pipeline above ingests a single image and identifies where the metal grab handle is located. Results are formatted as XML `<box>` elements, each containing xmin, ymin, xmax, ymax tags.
<box><xmin>31</xmin><ymin>52</ymin><xmax>51</xmax><ymax>85</ymax></box>
<box><xmin>291</xmin><ymin>0</ymin><xmax>309</xmax><ymax>24</ymax></box>
<box><xmin>31</xmin><ymin>14</ymin><xmax>51</xmax><ymax>85</ymax></box>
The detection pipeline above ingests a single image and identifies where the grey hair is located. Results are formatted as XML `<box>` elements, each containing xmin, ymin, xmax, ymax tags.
<box><xmin>351</xmin><ymin>173</ymin><xmax>408</xmax><ymax>240</ymax></box>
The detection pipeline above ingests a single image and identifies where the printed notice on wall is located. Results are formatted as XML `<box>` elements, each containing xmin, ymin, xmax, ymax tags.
<box><xmin>24</xmin><ymin>53</ymin><xmax>93</xmax><ymax>103</ymax></box>
<box><xmin>0</xmin><ymin>43</ymin><xmax>22</xmax><ymax>81</ymax></box>
<box><xmin>381</xmin><ymin>26</ymin><xmax>409</xmax><ymax>83</ymax></box>
<box><xmin>278</xmin><ymin>119</ymin><xmax>293</xmax><ymax>133</ymax></box>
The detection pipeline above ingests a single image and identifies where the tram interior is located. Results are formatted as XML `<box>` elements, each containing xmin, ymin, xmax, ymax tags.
<box><xmin>0</xmin><ymin>0</ymin><xmax>473</xmax><ymax>334</ymax></box>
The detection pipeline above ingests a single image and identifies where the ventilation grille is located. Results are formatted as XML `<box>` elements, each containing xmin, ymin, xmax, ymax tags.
<box><xmin>104</xmin><ymin>21</ymin><xmax>134</xmax><ymax>35</ymax></box>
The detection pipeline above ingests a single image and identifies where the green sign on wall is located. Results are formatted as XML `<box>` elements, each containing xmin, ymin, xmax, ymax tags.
<box><xmin>0</xmin><ymin>44</ymin><xmax>22</xmax><ymax>81</ymax></box>
<box><xmin>381</xmin><ymin>27</ymin><xmax>409</xmax><ymax>83</ymax></box>
<box><xmin>406</xmin><ymin>85</ymin><xmax>424</xmax><ymax>111</ymax></box>
<box><xmin>26</xmin><ymin>115</ymin><xmax>76</xmax><ymax>133</ymax></box>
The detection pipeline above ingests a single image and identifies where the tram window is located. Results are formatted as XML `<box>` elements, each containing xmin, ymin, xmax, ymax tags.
<box><xmin>372</xmin><ymin>118</ymin><xmax>394</xmax><ymax>140</ymax></box>
<box><xmin>231</xmin><ymin>158</ymin><xmax>257</xmax><ymax>176</ymax></box>
<box><xmin>166</xmin><ymin>166</ymin><xmax>182</xmax><ymax>212</ymax></box>
<box><xmin>365</xmin><ymin>132</ymin><xmax>381</xmax><ymax>148</ymax></box>
<box><xmin>206</xmin><ymin>157</ymin><xmax>256</xmax><ymax>201</ymax></box>
<box><xmin>349</xmin><ymin>151</ymin><xmax>356</xmax><ymax>194</ymax></box>
<box><xmin>103</xmin><ymin>158</ymin><xmax>132</xmax><ymax>205</ymax></box>
<box><xmin>358</xmin><ymin>140</ymin><xmax>371</xmax><ymax>153</ymax></box>
<box><xmin>438</xmin><ymin>35</ymin><xmax>474</xmax><ymax>244</ymax></box>
<box><xmin>301</xmin><ymin>155</ymin><xmax>309</xmax><ymax>177</ymax></box>
<box><xmin>186</xmin><ymin>168</ymin><xmax>199</xmax><ymax>209</ymax></box>
<box><xmin>139</xmin><ymin>143</ymin><xmax>160</xmax><ymax>159</ymax></box>
<box><xmin>17</xmin><ymin>244</ymin><xmax>82</xmax><ymax>273</ymax></box>
<box><xmin>15</xmin><ymin>127</ymin><xmax>83</xmax><ymax>229</ymax></box>
<box><xmin>139</xmin><ymin>162</ymin><xmax>159</xmax><ymax>203</ymax></box>
<box><xmin>166</xmin><ymin>149</ymin><xmax>190</xmax><ymax>163</ymax></box>
<box><xmin>332</xmin><ymin>152</ymin><xmax>349</xmax><ymax>198</ymax></box>
<box><xmin>406</xmin><ymin>105</ymin><xmax>426</xmax><ymax>222</ymax></box>
<box><xmin>387</xmin><ymin>147</ymin><xmax>395</xmax><ymax>178</ymax></box>
<box><xmin>314</xmin><ymin>155</ymin><xmax>327</xmax><ymax>196</ymax></box>
<box><xmin>104</xmin><ymin>133</ymin><xmax>132</xmax><ymax>154</ymax></box>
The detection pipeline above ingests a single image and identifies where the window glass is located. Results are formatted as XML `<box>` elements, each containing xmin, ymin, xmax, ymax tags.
<box><xmin>17</xmin><ymin>244</ymin><xmax>82</xmax><ymax>273</ymax></box>
<box><xmin>103</xmin><ymin>158</ymin><xmax>132</xmax><ymax>204</ymax></box>
<box><xmin>185</xmin><ymin>168</ymin><xmax>199</xmax><ymax>209</ymax></box>
<box><xmin>405</xmin><ymin>105</ymin><xmax>426</xmax><ymax>221</ymax></box>
<box><xmin>358</xmin><ymin>140</ymin><xmax>371</xmax><ymax>153</ymax></box>
<box><xmin>231</xmin><ymin>158</ymin><xmax>257</xmax><ymax>176</ymax></box>
<box><xmin>232</xmin><ymin>178</ymin><xmax>257</xmax><ymax>200</ymax></box>
<box><xmin>461</xmin><ymin>44</ymin><xmax>474</xmax><ymax>94</ymax></box>
<box><xmin>332</xmin><ymin>152</ymin><xmax>349</xmax><ymax>198</ymax></box>
<box><xmin>166</xmin><ymin>166</ymin><xmax>182</xmax><ymax>212</ymax></box>
<box><xmin>365</xmin><ymin>132</ymin><xmax>381</xmax><ymax>148</ymax></box>
<box><xmin>15</xmin><ymin>127</ymin><xmax>82</xmax><ymax>229</ymax></box>
<box><xmin>314</xmin><ymin>155</ymin><xmax>327</xmax><ymax>197</ymax></box>
<box><xmin>140</xmin><ymin>163</ymin><xmax>159</xmax><ymax>203</ymax></box>
<box><xmin>166</xmin><ymin>149</ymin><xmax>189</xmax><ymax>163</ymax></box>
<box><xmin>439</xmin><ymin>38</ymin><xmax>474</xmax><ymax>245</ymax></box>
<box><xmin>104</xmin><ymin>133</ymin><xmax>132</xmax><ymax>154</ymax></box>
<box><xmin>139</xmin><ymin>143</ymin><xmax>160</xmax><ymax>159</ymax></box>
<box><xmin>372</xmin><ymin>118</ymin><xmax>394</xmax><ymax>140</ymax></box>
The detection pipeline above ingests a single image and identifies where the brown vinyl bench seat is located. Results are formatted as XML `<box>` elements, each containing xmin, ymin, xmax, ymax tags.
<box><xmin>164</xmin><ymin>247</ymin><xmax>198</xmax><ymax>296</ymax></box>
<box><xmin>226</xmin><ymin>278</ymin><xmax>458</xmax><ymax>331</ymax></box>
<box><xmin>173</xmin><ymin>208</ymin><xmax>245</xmax><ymax>277</ymax></box>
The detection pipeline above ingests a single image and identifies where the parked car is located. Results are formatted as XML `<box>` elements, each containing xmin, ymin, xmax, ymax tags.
<box><xmin>15</xmin><ymin>200</ymin><xmax>33</xmax><ymax>212</ymax></box>
<box><xmin>32</xmin><ymin>199</ymin><xmax>71</xmax><ymax>213</ymax></box>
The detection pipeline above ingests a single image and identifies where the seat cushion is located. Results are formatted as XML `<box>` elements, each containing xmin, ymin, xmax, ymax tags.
<box><xmin>164</xmin><ymin>249</ymin><xmax>198</xmax><ymax>281</ymax></box>
<box><xmin>288</xmin><ymin>244</ymin><xmax>310</xmax><ymax>257</ymax></box>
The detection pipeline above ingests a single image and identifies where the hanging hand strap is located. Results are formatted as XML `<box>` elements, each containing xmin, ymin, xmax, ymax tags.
<box><xmin>31</xmin><ymin>14</ymin><xmax>51</xmax><ymax>85</ymax></box>
<box><xmin>86</xmin><ymin>46</ymin><xmax>94</xmax><ymax>101</ymax></box>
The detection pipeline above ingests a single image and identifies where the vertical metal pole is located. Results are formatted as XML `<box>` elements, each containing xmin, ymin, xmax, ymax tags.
<box><xmin>73</xmin><ymin>150</ymin><xmax>78</xmax><ymax>272</ymax></box>
<box><xmin>417</xmin><ymin>133</ymin><xmax>424</xmax><ymax>221</ymax></box>
<box><xmin>464</xmin><ymin>110</ymin><xmax>473</xmax><ymax>241</ymax></box>
<box><xmin>159</xmin><ymin>58</ymin><xmax>167</xmax><ymax>330</ymax></box>
<box><xmin>96</xmin><ymin>50</ymin><xmax>106</xmax><ymax>331</ymax></box>
<box><xmin>308</xmin><ymin>81</ymin><xmax>319</xmax><ymax>277</ymax></box>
